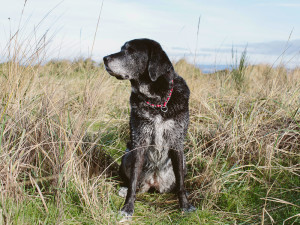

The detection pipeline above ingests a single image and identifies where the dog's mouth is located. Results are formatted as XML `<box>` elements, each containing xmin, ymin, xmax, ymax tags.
<box><xmin>115</xmin><ymin>75</ymin><xmax>126</xmax><ymax>80</ymax></box>
<box><xmin>104</xmin><ymin>65</ymin><xmax>113</xmax><ymax>74</ymax></box>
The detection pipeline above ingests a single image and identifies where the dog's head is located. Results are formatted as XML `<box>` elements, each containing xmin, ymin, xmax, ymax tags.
<box><xmin>103</xmin><ymin>39</ymin><xmax>174</xmax><ymax>82</ymax></box>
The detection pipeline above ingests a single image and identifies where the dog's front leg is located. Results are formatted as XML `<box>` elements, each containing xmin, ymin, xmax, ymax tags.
<box><xmin>170</xmin><ymin>148</ymin><xmax>196</xmax><ymax>212</ymax></box>
<box><xmin>120</xmin><ymin>145</ymin><xmax>145</xmax><ymax>217</ymax></box>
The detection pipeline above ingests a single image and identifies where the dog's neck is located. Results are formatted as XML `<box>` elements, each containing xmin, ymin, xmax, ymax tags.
<box><xmin>130</xmin><ymin>73</ymin><xmax>173</xmax><ymax>103</ymax></box>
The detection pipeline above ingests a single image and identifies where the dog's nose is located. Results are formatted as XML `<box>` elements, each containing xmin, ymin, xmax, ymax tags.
<box><xmin>103</xmin><ymin>56</ymin><xmax>111</xmax><ymax>64</ymax></box>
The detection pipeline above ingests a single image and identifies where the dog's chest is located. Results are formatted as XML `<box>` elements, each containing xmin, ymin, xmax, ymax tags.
<box><xmin>146</xmin><ymin>114</ymin><xmax>175</xmax><ymax>165</ymax></box>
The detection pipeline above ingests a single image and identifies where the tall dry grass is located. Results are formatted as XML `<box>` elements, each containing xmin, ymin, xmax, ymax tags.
<box><xmin>175</xmin><ymin>59</ymin><xmax>300</xmax><ymax>223</ymax></box>
<box><xmin>0</xmin><ymin>21</ymin><xmax>299</xmax><ymax>224</ymax></box>
<box><xmin>0</xmin><ymin>26</ymin><xmax>128</xmax><ymax>223</ymax></box>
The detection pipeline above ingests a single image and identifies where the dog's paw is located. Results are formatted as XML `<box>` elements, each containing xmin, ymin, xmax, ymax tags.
<box><xmin>120</xmin><ymin>203</ymin><xmax>134</xmax><ymax>216</ymax></box>
<box><xmin>182</xmin><ymin>204</ymin><xmax>197</xmax><ymax>213</ymax></box>
<box><xmin>119</xmin><ymin>209</ymin><xmax>133</xmax><ymax>217</ymax></box>
<box><xmin>119</xmin><ymin>205</ymin><xmax>134</xmax><ymax>223</ymax></box>
<box><xmin>118</xmin><ymin>187</ymin><xmax>128</xmax><ymax>198</ymax></box>
<box><xmin>118</xmin><ymin>210</ymin><xmax>132</xmax><ymax>223</ymax></box>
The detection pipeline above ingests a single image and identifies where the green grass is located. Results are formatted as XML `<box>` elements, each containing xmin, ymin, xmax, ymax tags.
<box><xmin>3</xmin><ymin>163</ymin><xmax>298</xmax><ymax>224</ymax></box>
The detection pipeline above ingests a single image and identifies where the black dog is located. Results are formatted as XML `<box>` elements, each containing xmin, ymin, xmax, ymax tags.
<box><xmin>103</xmin><ymin>39</ymin><xmax>195</xmax><ymax>217</ymax></box>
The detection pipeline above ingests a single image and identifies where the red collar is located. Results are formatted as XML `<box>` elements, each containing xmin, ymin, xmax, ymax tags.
<box><xmin>146</xmin><ymin>80</ymin><xmax>174</xmax><ymax>112</ymax></box>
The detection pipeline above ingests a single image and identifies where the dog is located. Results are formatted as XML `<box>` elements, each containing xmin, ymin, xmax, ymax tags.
<box><xmin>103</xmin><ymin>39</ymin><xmax>195</xmax><ymax>217</ymax></box>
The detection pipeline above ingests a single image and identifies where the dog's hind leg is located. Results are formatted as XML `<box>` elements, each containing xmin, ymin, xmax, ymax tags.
<box><xmin>118</xmin><ymin>187</ymin><xmax>128</xmax><ymax>198</ymax></box>
<box><xmin>119</xmin><ymin>148</ymin><xmax>131</xmax><ymax>182</ymax></box>
<box><xmin>118</xmin><ymin>146</ymin><xmax>132</xmax><ymax>197</ymax></box>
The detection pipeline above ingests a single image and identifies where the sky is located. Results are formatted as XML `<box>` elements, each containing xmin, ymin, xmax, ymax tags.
<box><xmin>1</xmin><ymin>0</ymin><xmax>300</xmax><ymax>67</ymax></box>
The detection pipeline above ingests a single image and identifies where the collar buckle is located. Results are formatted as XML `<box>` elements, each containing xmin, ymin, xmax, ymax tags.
<box><xmin>161</xmin><ymin>106</ymin><xmax>168</xmax><ymax>113</ymax></box>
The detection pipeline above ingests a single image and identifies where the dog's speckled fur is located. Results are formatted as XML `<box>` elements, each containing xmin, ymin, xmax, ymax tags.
<box><xmin>103</xmin><ymin>39</ymin><xmax>195</xmax><ymax>217</ymax></box>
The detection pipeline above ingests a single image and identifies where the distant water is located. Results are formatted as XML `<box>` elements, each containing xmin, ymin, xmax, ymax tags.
<box><xmin>197</xmin><ymin>64</ymin><xmax>231</xmax><ymax>74</ymax></box>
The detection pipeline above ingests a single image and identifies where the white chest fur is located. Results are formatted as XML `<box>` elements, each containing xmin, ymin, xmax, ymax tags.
<box><xmin>145</xmin><ymin>115</ymin><xmax>175</xmax><ymax>165</ymax></box>
<box><xmin>153</xmin><ymin>115</ymin><xmax>174</xmax><ymax>149</ymax></box>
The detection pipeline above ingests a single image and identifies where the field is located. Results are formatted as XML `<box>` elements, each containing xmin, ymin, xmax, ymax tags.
<box><xmin>1</xmin><ymin>34</ymin><xmax>300</xmax><ymax>224</ymax></box>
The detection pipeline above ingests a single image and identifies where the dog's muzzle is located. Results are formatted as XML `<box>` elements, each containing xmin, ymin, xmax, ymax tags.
<box><xmin>103</xmin><ymin>56</ymin><xmax>129</xmax><ymax>80</ymax></box>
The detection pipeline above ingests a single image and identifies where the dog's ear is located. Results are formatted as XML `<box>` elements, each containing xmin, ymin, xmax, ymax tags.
<box><xmin>148</xmin><ymin>42</ymin><xmax>174</xmax><ymax>82</ymax></box>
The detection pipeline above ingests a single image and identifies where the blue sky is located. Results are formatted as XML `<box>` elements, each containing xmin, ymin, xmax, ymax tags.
<box><xmin>1</xmin><ymin>0</ymin><xmax>300</xmax><ymax>66</ymax></box>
